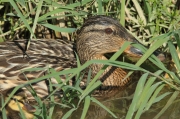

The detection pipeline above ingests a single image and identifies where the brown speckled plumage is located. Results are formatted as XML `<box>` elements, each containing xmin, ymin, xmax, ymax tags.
<box><xmin>76</xmin><ymin>16</ymin><xmax>142</xmax><ymax>87</ymax></box>
<box><xmin>0</xmin><ymin>39</ymin><xmax>76</xmax><ymax>99</ymax></box>
<box><xmin>0</xmin><ymin>16</ymin><xmax>155</xmax><ymax>100</ymax></box>
<box><xmin>0</xmin><ymin>15</ymin><xmax>166</xmax><ymax>119</ymax></box>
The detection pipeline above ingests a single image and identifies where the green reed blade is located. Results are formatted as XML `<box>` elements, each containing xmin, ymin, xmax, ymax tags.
<box><xmin>80</xmin><ymin>96</ymin><xmax>91</xmax><ymax>119</ymax></box>
<box><xmin>125</xmin><ymin>73</ymin><xmax>149</xmax><ymax>119</ymax></box>
<box><xmin>153</xmin><ymin>91</ymin><xmax>180</xmax><ymax>119</ymax></box>
<box><xmin>91</xmin><ymin>97</ymin><xmax>117</xmax><ymax>118</ymax></box>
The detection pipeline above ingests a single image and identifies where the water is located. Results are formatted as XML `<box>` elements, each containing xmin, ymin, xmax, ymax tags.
<box><xmin>53</xmin><ymin>82</ymin><xmax>180</xmax><ymax>119</ymax></box>
<box><xmin>1</xmin><ymin>81</ymin><xmax>180</xmax><ymax>119</ymax></box>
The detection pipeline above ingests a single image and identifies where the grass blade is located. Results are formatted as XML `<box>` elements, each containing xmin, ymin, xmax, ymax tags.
<box><xmin>62</xmin><ymin>108</ymin><xmax>76</xmax><ymax>119</ymax></box>
<box><xmin>1</xmin><ymin>95</ymin><xmax>7</xmax><ymax>119</ymax></box>
<box><xmin>9</xmin><ymin>0</ymin><xmax>36</xmax><ymax>38</ymax></box>
<box><xmin>125</xmin><ymin>73</ymin><xmax>149</xmax><ymax>119</ymax></box>
<box><xmin>168</xmin><ymin>40</ymin><xmax>180</xmax><ymax>71</ymax></box>
<box><xmin>91</xmin><ymin>97</ymin><xmax>117</xmax><ymax>118</ymax></box>
<box><xmin>120</xmin><ymin>0</ymin><xmax>125</xmax><ymax>26</ymax></box>
<box><xmin>41</xmin><ymin>23</ymin><xmax>76</xmax><ymax>33</ymax></box>
<box><xmin>153</xmin><ymin>91</ymin><xmax>180</xmax><ymax>119</ymax></box>
<box><xmin>80</xmin><ymin>96</ymin><xmax>91</xmax><ymax>119</ymax></box>
<box><xmin>135</xmin><ymin>82</ymin><xmax>163</xmax><ymax>119</ymax></box>
<box><xmin>135</xmin><ymin>70</ymin><xmax>163</xmax><ymax>109</ymax></box>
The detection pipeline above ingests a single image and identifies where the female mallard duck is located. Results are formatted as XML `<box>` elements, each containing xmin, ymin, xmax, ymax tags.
<box><xmin>0</xmin><ymin>15</ymin><xmax>166</xmax><ymax>119</ymax></box>
<box><xmin>0</xmin><ymin>15</ymin><xmax>164</xmax><ymax>100</ymax></box>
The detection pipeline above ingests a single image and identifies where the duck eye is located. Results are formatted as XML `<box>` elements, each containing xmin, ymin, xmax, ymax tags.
<box><xmin>105</xmin><ymin>28</ymin><xmax>113</xmax><ymax>34</ymax></box>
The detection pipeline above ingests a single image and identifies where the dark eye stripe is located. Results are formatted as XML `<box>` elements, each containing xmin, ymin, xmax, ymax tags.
<box><xmin>105</xmin><ymin>28</ymin><xmax>113</xmax><ymax>34</ymax></box>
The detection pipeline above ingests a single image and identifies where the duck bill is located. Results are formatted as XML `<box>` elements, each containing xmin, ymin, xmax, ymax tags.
<box><xmin>123</xmin><ymin>45</ymin><xmax>165</xmax><ymax>62</ymax></box>
<box><xmin>104</xmin><ymin>44</ymin><xmax>165</xmax><ymax>62</ymax></box>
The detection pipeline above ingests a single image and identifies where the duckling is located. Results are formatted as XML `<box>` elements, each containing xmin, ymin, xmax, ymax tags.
<box><xmin>1</xmin><ymin>92</ymin><xmax>35</xmax><ymax>119</ymax></box>
<box><xmin>0</xmin><ymin>15</ymin><xmax>164</xmax><ymax>100</ymax></box>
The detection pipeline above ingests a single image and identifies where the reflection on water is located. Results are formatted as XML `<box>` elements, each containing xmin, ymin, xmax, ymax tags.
<box><xmin>53</xmin><ymin>82</ymin><xmax>180</xmax><ymax>119</ymax></box>
<box><xmin>1</xmin><ymin>81</ymin><xmax>180</xmax><ymax>119</ymax></box>
<box><xmin>52</xmin><ymin>81</ymin><xmax>137</xmax><ymax>119</ymax></box>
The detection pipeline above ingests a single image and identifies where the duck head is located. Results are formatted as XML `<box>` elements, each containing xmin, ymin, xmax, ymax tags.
<box><xmin>76</xmin><ymin>15</ymin><xmax>143</xmax><ymax>64</ymax></box>
<box><xmin>76</xmin><ymin>15</ymin><xmax>164</xmax><ymax>86</ymax></box>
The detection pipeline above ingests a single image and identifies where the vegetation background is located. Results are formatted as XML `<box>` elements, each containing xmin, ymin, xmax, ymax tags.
<box><xmin>0</xmin><ymin>0</ymin><xmax>180</xmax><ymax>119</ymax></box>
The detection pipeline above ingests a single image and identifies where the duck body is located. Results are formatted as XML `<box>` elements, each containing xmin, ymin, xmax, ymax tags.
<box><xmin>0</xmin><ymin>39</ymin><xmax>76</xmax><ymax>99</ymax></box>
<box><xmin>0</xmin><ymin>15</ymin><xmax>161</xmax><ymax>99</ymax></box>
<box><xmin>0</xmin><ymin>15</ymin><xmax>166</xmax><ymax>119</ymax></box>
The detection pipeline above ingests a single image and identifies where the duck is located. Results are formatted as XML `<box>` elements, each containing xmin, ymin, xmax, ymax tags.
<box><xmin>2</xmin><ymin>94</ymin><xmax>35</xmax><ymax>119</ymax></box>
<box><xmin>0</xmin><ymin>15</ymin><xmax>164</xmax><ymax>101</ymax></box>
